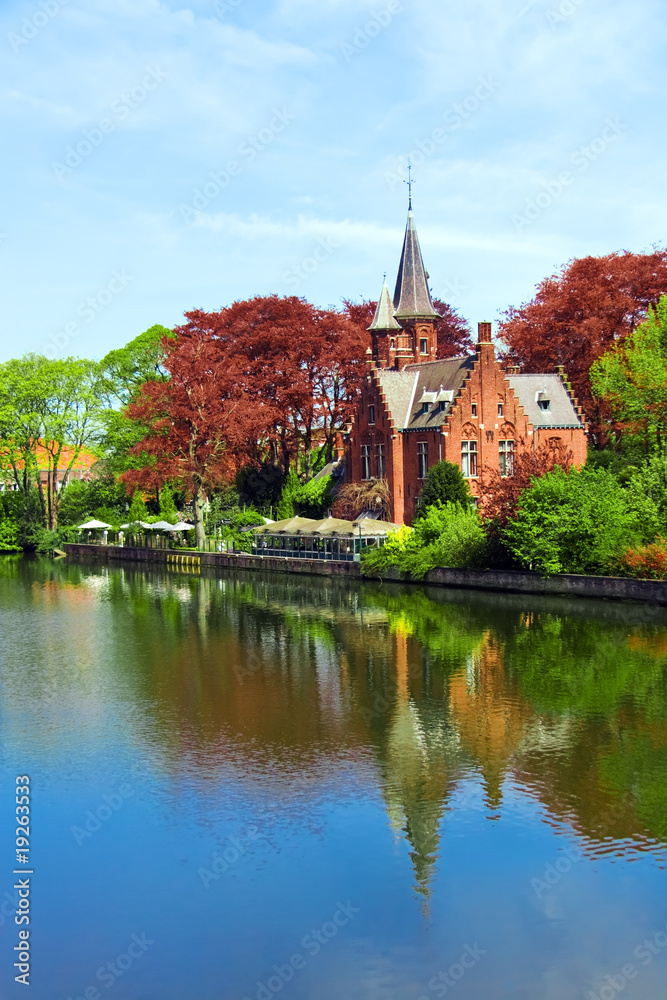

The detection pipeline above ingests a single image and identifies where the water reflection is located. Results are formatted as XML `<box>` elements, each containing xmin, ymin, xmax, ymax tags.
<box><xmin>3</xmin><ymin>554</ymin><xmax>667</xmax><ymax>903</ymax></box>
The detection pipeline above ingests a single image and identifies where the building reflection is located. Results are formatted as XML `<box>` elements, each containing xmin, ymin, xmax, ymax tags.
<box><xmin>7</xmin><ymin>557</ymin><xmax>667</xmax><ymax>893</ymax></box>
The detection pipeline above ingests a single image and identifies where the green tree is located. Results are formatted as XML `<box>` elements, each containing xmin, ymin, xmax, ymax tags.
<box><xmin>127</xmin><ymin>490</ymin><xmax>149</xmax><ymax>525</ymax></box>
<box><xmin>503</xmin><ymin>466</ymin><xmax>654</xmax><ymax>576</ymax></box>
<box><xmin>100</xmin><ymin>325</ymin><xmax>173</xmax><ymax>407</ymax></box>
<box><xmin>58</xmin><ymin>474</ymin><xmax>129</xmax><ymax>527</ymax></box>
<box><xmin>0</xmin><ymin>354</ymin><xmax>104</xmax><ymax>528</ymax></box>
<box><xmin>590</xmin><ymin>296</ymin><xmax>667</xmax><ymax>454</ymax></box>
<box><xmin>159</xmin><ymin>484</ymin><xmax>178</xmax><ymax>524</ymax></box>
<box><xmin>415</xmin><ymin>461</ymin><xmax>471</xmax><ymax>519</ymax></box>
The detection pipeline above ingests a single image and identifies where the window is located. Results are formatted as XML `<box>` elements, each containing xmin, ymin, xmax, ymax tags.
<box><xmin>417</xmin><ymin>442</ymin><xmax>428</xmax><ymax>479</ymax></box>
<box><xmin>461</xmin><ymin>440</ymin><xmax>478</xmax><ymax>478</ymax></box>
<box><xmin>361</xmin><ymin>445</ymin><xmax>371</xmax><ymax>480</ymax></box>
<box><xmin>499</xmin><ymin>439</ymin><xmax>514</xmax><ymax>477</ymax></box>
<box><xmin>368</xmin><ymin>404</ymin><xmax>375</xmax><ymax>425</ymax></box>
<box><xmin>420</xmin><ymin>338</ymin><xmax>428</xmax><ymax>355</ymax></box>
<box><xmin>498</xmin><ymin>403</ymin><xmax>504</xmax><ymax>417</ymax></box>
<box><xmin>421</xmin><ymin>402</ymin><xmax>430</xmax><ymax>415</ymax></box>
<box><xmin>471</xmin><ymin>403</ymin><xmax>477</xmax><ymax>417</ymax></box>
<box><xmin>390</xmin><ymin>338</ymin><xmax>396</xmax><ymax>349</ymax></box>
<box><xmin>377</xmin><ymin>444</ymin><xmax>385</xmax><ymax>479</ymax></box>
<box><xmin>538</xmin><ymin>399</ymin><xmax>551</xmax><ymax>411</ymax></box>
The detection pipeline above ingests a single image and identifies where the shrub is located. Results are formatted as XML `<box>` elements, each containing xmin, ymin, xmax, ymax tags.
<box><xmin>503</xmin><ymin>466</ymin><xmax>649</xmax><ymax>576</ymax></box>
<box><xmin>415</xmin><ymin>461</ymin><xmax>471</xmax><ymax>518</ymax></box>
<box><xmin>291</xmin><ymin>475</ymin><xmax>334</xmax><ymax>519</ymax></box>
<box><xmin>0</xmin><ymin>516</ymin><xmax>21</xmax><ymax>552</ymax></box>
<box><xmin>616</xmin><ymin>538</ymin><xmax>667</xmax><ymax>579</ymax></box>
<box><xmin>362</xmin><ymin>502</ymin><xmax>487</xmax><ymax>580</ymax></box>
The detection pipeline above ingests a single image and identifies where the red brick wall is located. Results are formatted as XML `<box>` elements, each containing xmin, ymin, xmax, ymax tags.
<box><xmin>345</xmin><ymin>347</ymin><xmax>588</xmax><ymax>525</ymax></box>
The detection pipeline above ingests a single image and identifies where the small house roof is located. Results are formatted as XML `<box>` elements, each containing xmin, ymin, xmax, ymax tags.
<box><xmin>507</xmin><ymin>374</ymin><xmax>583</xmax><ymax>428</ymax></box>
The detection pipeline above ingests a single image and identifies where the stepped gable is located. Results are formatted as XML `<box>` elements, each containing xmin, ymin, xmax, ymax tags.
<box><xmin>376</xmin><ymin>356</ymin><xmax>473</xmax><ymax>431</ymax></box>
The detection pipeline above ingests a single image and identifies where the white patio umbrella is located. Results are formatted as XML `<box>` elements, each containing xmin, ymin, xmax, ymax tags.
<box><xmin>166</xmin><ymin>521</ymin><xmax>194</xmax><ymax>531</ymax></box>
<box><xmin>120</xmin><ymin>521</ymin><xmax>153</xmax><ymax>530</ymax></box>
<box><xmin>148</xmin><ymin>520</ymin><xmax>179</xmax><ymax>531</ymax></box>
<box><xmin>78</xmin><ymin>519</ymin><xmax>112</xmax><ymax>529</ymax></box>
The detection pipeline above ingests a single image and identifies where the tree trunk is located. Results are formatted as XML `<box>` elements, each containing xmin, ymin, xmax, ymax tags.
<box><xmin>193</xmin><ymin>485</ymin><xmax>206</xmax><ymax>550</ymax></box>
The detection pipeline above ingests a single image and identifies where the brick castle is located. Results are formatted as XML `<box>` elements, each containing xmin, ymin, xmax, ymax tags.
<box><xmin>344</xmin><ymin>203</ymin><xmax>587</xmax><ymax>524</ymax></box>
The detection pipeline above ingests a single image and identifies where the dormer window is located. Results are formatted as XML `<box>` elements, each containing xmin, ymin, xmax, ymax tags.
<box><xmin>368</xmin><ymin>404</ymin><xmax>375</xmax><ymax>425</ymax></box>
<box><xmin>421</xmin><ymin>402</ymin><xmax>430</xmax><ymax>415</ymax></box>
<box><xmin>538</xmin><ymin>399</ymin><xmax>551</xmax><ymax>412</ymax></box>
<box><xmin>420</xmin><ymin>338</ymin><xmax>428</xmax><ymax>355</ymax></box>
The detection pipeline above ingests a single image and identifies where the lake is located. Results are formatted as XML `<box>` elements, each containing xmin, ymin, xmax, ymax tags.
<box><xmin>1</xmin><ymin>556</ymin><xmax>667</xmax><ymax>1000</ymax></box>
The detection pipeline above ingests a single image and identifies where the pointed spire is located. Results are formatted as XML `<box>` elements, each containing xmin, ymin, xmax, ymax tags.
<box><xmin>368</xmin><ymin>278</ymin><xmax>401</xmax><ymax>331</ymax></box>
<box><xmin>393</xmin><ymin>210</ymin><xmax>439</xmax><ymax>320</ymax></box>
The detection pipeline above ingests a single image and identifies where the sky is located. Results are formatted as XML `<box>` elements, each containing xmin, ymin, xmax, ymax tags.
<box><xmin>1</xmin><ymin>0</ymin><xmax>666</xmax><ymax>363</ymax></box>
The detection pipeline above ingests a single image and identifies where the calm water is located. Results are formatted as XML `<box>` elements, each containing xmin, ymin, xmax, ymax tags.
<box><xmin>2</xmin><ymin>557</ymin><xmax>667</xmax><ymax>1000</ymax></box>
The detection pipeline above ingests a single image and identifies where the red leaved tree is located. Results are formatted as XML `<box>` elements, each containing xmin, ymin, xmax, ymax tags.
<box><xmin>210</xmin><ymin>296</ymin><xmax>368</xmax><ymax>476</ymax></box>
<box><xmin>122</xmin><ymin>323</ymin><xmax>266</xmax><ymax>547</ymax></box>
<box><xmin>498</xmin><ymin>251</ymin><xmax>667</xmax><ymax>442</ymax></box>
<box><xmin>479</xmin><ymin>439</ymin><xmax>574</xmax><ymax>528</ymax></box>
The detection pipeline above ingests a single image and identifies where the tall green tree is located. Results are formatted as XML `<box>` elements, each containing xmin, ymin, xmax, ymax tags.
<box><xmin>0</xmin><ymin>354</ymin><xmax>104</xmax><ymax>528</ymax></box>
<box><xmin>590</xmin><ymin>296</ymin><xmax>667</xmax><ymax>455</ymax></box>
<box><xmin>415</xmin><ymin>460</ymin><xmax>471</xmax><ymax>519</ymax></box>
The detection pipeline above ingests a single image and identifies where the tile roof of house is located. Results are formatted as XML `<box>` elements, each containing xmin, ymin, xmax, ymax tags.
<box><xmin>376</xmin><ymin>357</ymin><xmax>474</xmax><ymax>430</ymax></box>
<box><xmin>507</xmin><ymin>374</ymin><xmax>583</xmax><ymax>428</ymax></box>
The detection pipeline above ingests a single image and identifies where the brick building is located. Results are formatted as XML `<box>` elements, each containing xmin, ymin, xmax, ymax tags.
<box><xmin>345</xmin><ymin>206</ymin><xmax>587</xmax><ymax>525</ymax></box>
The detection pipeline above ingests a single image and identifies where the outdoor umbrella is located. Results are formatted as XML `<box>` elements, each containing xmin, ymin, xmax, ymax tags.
<box><xmin>120</xmin><ymin>521</ymin><xmax>154</xmax><ymax>530</ymax></box>
<box><xmin>166</xmin><ymin>522</ymin><xmax>195</xmax><ymax>531</ymax></box>
<box><xmin>77</xmin><ymin>519</ymin><xmax>112</xmax><ymax>529</ymax></box>
<box><xmin>148</xmin><ymin>520</ymin><xmax>180</xmax><ymax>531</ymax></box>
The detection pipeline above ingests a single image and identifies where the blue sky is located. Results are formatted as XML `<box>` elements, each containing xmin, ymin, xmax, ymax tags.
<box><xmin>1</xmin><ymin>0</ymin><xmax>665</xmax><ymax>362</ymax></box>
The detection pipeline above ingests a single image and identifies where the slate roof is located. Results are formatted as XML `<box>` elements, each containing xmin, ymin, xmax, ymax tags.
<box><xmin>376</xmin><ymin>357</ymin><xmax>473</xmax><ymax>430</ymax></box>
<box><xmin>393</xmin><ymin>211</ymin><xmax>439</xmax><ymax>320</ymax></box>
<box><xmin>507</xmin><ymin>374</ymin><xmax>583</xmax><ymax>428</ymax></box>
<box><xmin>368</xmin><ymin>279</ymin><xmax>401</xmax><ymax>331</ymax></box>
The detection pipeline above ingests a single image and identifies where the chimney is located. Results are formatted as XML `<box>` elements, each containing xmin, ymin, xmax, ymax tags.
<box><xmin>476</xmin><ymin>321</ymin><xmax>495</xmax><ymax>365</ymax></box>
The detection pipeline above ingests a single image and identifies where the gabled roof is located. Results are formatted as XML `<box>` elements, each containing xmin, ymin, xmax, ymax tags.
<box><xmin>376</xmin><ymin>357</ymin><xmax>473</xmax><ymax>430</ymax></box>
<box><xmin>369</xmin><ymin>279</ymin><xmax>401</xmax><ymax>332</ymax></box>
<box><xmin>507</xmin><ymin>374</ymin><xmax>583</xmax><ymax>428</ymax></box>
<box><xmin>393</xmin><ymin>211</ymin><xmax>439</xmax><ymax>320</ymax></box>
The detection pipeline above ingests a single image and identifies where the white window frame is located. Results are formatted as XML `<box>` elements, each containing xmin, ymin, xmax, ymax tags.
<box><xmin>417</xmin><ymin>441</ymin><xmax>428</xmax><ymax>479</ymax></box>
<box><xmin>361</xmin><ymin>445</ymin><xmax>371</xmax><ymax>480</ymax></box>
<box><xmin>461</xmin><ymin>440</ymin><xmax>478</xmax><ymax>478</ymax></box>
<box><xmin>499</xmin><ymin>439</ymin><xmax>514</xmax><ymax>477</ymax></box>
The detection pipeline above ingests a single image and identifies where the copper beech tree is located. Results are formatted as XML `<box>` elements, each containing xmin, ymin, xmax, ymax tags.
<box><xmin>123</xmin><ymin>296</ymin><xmax>368</xmax><ymax>543</ymax></box>
<box><xmin>498</xmin><ymin>251</ymin><xmax>667</xmax><ymax>442</ymax></box>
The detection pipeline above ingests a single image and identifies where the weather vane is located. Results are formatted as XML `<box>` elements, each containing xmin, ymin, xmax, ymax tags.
<box><xmin>404</xmin><ymin>159</ymin><xmax>415</xmax><ymax>210</ymax></box>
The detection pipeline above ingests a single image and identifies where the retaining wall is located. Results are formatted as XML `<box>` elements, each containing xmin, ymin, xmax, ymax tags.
<box><xmin>62</xmin><ymin>544</ymin><xmax>667</xmax><ymax>605</ymax></box>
